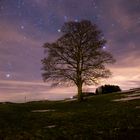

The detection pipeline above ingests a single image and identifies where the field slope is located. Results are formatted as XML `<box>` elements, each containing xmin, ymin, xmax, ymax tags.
<box><xmin>0</xmin><ymin>91</ymin><xmax>140</xmax><ymax>140</ymax></box>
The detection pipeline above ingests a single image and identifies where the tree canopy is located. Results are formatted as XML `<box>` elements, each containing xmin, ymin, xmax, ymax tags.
<box><xmin>41</xmin><ymin>20</ymin><xmax>115</xmax><ymax>101</ymax></box>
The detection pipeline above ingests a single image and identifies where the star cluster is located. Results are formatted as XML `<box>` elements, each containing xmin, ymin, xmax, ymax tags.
<box><xmin>0</xmin><ymin>0</ymin><xmax>140</xmax><ymax>102</ymax></box>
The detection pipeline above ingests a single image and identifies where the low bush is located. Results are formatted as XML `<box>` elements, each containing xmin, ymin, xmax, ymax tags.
<box><xmin>95</xmin><ymin>85</ymin><xmax>121</xmax><ymax>94</ymax></box>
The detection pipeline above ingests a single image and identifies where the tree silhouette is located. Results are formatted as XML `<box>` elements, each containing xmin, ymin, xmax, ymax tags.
<box><xmin>41</xmin><ymin>20</ymin><xmax>115</xmax><ymax>101</ymax></box>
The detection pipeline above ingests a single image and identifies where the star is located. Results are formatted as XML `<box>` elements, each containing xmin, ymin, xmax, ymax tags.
<box><xmin>57</xmin><ymin>29</ymin><xmax>61</xmax><ymax>32</ymax></box>
<box><xmin>6</xmin><ymin>74</ymin><xmax>10</xmax><ymax>78</ymax></box>
<box><xmin>111</xmin><ymin>23</ymin><xmax>115</xmax><ymax>27</ymax></box>
<box><xmin>74</xmin><ymin>19</ymin><xmax>79</xmax><ymax>22</ymax></box>
<box><xmin>102</xmin><ymin>46</ymin><xmax>107</xmax><ymax>50</ymax></box>
<box><xmin>21</xmin><ymin>25</ymin><xmax>24</xmax><ymax>29</ymax></box>
<box><xmin>23</xmin><ymin>36</ymin><xmax>27</xmax><ymax>40</ymax></box>
<box><xmin>64</xmin><ymin>16</ymin><xmax>68</xmax><ymax>21</ymax></box>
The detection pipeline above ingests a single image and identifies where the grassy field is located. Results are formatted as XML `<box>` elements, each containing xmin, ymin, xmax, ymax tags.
<box><xmin>0</xmin><ymin>91</ymin><xmax>140</xmax><ymax>140</ymax></box>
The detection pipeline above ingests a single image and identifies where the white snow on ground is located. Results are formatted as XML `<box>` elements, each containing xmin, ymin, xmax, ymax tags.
<box><xmin>113</xmin><ymin>88</ymin><xmax>140</xmax><ymax>102</ymax></box>
<box><xmin>135</xmin><ymin>106</ymin><xmax>140</xmax><ymax>109</ymax></box>
<box><xmin>114</xmin><ymin>96</ymin><xmax>140</xmax><ymax>101</ymax></box>
<box><xmin>126</xmin><ymin>93</ymin><xmax>140</xmax><ymax>97</ymax></box>
<box><xmin>31</xmin><ymin>109</ymin><xmax>55</xmax><ymax>112</ymax></box>
<box><xmin>43</xmin><ymin>125</ymin><xmax>56</xmax><ymax>129</ymax></box>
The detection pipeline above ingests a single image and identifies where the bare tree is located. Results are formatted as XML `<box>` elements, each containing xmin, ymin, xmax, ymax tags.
<box><xmin>41</xmin><ymin>20</ymin><xmax>115</xmax><ymax>101</ymax></box>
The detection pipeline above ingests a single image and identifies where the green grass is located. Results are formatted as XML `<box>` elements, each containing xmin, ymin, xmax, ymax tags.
<box><xmin>0</xmin><ymin>93</ymin><xmax>140</xmax><ymax>140</ymax></box>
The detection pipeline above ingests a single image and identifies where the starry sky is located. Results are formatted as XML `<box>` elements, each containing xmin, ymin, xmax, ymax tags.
<box><xmin>0</xmin><ymin>0</ymin><xmax>140</xmax><ymax>102</ymax></box>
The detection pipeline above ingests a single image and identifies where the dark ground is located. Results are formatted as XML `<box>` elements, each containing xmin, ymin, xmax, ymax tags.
<box><xmin>0</xmin><ymin>91</ymin><xmax>140</xmax><ymax>140</ymax></box>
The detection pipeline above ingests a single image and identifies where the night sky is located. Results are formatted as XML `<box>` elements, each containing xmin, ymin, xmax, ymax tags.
<box><xmin>0</xmin><ymin>0</ymin><xmax>140</xmax><ymax>102</ymax></box>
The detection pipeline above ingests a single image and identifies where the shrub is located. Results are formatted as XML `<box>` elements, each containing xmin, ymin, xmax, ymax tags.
<box><xmin>95</xmin><ymin>85</ymin><xmax>121</xmax><ymax>94</ymax></box>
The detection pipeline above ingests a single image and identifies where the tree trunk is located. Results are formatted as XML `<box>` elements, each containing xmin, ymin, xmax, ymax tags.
<box><xmin>77</xmin><ymin>83</ymin><xmax>83</xmax><ymax>102</ymax></box>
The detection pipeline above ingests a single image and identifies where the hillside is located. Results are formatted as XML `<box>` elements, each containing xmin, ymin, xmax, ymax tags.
<box><xmin>0</xmin><ymin>90</ymin><xmax>140</xmax><ymax>140</ymax></box>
